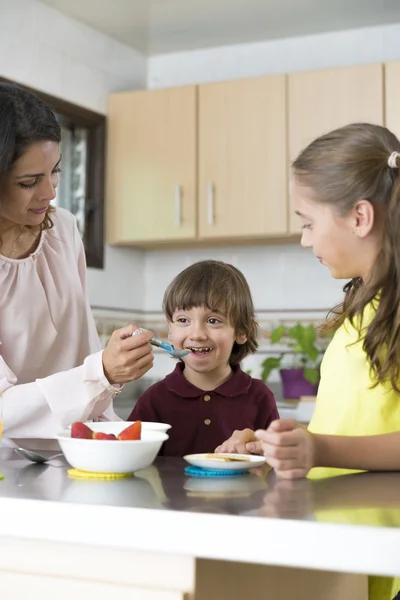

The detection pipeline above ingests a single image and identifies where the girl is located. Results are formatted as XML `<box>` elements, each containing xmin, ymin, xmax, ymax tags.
<box><xmin>221</xmin><ymin>122</ymin><xmax>400</xmax><ymax>600</ymax></box>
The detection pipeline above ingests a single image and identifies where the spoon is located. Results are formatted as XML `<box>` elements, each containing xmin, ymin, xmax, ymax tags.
<box><xmin>149</xmin><ymin>337</ymin><xmax>190</xmax><ymax>358</ymax></box>
<box><xmin>15</xmin><ymin>447</ymin><xmax>64</xmax><ymax>464</ymax></box>
<box><xmin>131</xmin><ymin>330</ymin><xmax>190</xmax><ymax>358</ymax></box>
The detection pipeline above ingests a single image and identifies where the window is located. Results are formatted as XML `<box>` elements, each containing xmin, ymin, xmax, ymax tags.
<box><xmin>56</xmin><ymin>116</ymin><xmax>88</xmax><ymax>239</ymax></box>
<box><xmin>0</xmin><ymin>78</ymin><xmax>106</xmax><ymax>268</ymax></box>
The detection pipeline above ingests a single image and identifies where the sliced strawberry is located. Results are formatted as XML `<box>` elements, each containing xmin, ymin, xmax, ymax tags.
<box><xmin>71</xmin><ymin>422</ymin><xmax>94</xmax><ymax>439</ymax></box>
<box><xmin>93</xmin><ymin>432</ymin><xmax>117</xmax><ymax>440</ymax></box>
<box><xmin>118</xmin><ymin>421</ymin><xmax>142</xmax><ymax>440</ymax></box>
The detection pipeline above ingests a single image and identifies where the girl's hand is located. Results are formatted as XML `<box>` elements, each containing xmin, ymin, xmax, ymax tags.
<box><xmin>102</xmin><ymin>325</ymin><xmax>154</xmax><ymax>384</ymax></box>
<box><xmin>254</xmin><ymin>419</ymin><xmax>316</xmax><ymax>479</ymax></box>
<box><xmin>215</xmin><ymin>428</ymin><xmax>260</xmax><ymax>455</ymax></box>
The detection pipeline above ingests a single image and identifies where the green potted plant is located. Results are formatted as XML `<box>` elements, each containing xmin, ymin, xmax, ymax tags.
<box><xmin>261</xmin><ymin>323</ymin><xmax>324</xmax><ymax>399</ymax></box>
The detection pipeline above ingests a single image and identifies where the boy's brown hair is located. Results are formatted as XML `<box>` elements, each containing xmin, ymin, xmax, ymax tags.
<box><xmin>163</xmin><ymin>260</ymin><xmax>259</xmax><ymax>365</ymax></box>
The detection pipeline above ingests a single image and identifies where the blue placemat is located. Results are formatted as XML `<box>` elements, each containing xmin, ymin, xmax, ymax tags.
<box><xmin>184</xmin><ymin>465</ymin><xmax>247</xmax><ymax>477</ymax></box>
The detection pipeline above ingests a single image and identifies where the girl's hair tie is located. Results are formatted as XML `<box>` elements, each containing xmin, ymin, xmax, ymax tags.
<box><xmin>388</xmin><ymin>151</ymin><xmax>400</xmax><ymax>168</ymax></box>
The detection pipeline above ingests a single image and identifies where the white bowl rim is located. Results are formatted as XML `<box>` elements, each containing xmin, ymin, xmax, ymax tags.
<box><xmin>56</xmin><ymin>430</ymin><xmax>169</xmax><ymax>444</ymax></box>
<box><xmin>67</xmin><ymin>421</ymin><xmax>172</xmax><ymax>430</ymax></box>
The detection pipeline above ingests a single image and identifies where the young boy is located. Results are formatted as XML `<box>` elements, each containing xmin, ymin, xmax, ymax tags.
<box><xmin>128</xmin><ymin>260</ymin><xmax>279</xmax><ymax>457</ymax></box>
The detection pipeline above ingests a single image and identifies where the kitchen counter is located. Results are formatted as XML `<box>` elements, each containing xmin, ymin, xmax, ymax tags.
<box><xmin>1</xmin><ymin>449</ymin><xmax>400</xmax><ymax>599</ymax></box>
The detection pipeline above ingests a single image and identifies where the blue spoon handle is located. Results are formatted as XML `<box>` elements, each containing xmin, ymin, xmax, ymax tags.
<box><xmin>150</xmin><ymin>338</ymin><xmax>173</xmax><ymax>352</ymax></box>
<box><xmin>150</xmin><ymin>338</ymin><xmax>190</xmax><ymax>357</ymax></box>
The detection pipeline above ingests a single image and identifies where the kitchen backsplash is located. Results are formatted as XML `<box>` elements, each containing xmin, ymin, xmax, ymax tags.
<box><xmin>93</xmin><ymin>306</ymin><xmax>331</xmax><ymax>382</ymax></box>
<box><xmin>92</xmin><ymin>241</ymin><xmax>344</xmax><ymax>382</ymax></box>
<box><xmin>90</xmin><ymin>243</ymin><xmax>345</xmax><ymax>314</ymax></box>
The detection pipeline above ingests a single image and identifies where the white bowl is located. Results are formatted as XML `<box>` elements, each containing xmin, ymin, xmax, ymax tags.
<box><xmin>68</xmin><ymin>421</ymin><xmax>171</xmax><ymax>434</ymax></box>
<box><xmin>56</xmin><ymin>428</ymin><xmax>169</xmax><ymax>474</ymax></box>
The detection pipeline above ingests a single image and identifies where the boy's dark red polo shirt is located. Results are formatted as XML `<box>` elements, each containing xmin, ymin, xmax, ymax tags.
<box><xmin>128</xmin><ymin>363</ymin><xmax>279</xmax><ymax>456</ymax></box>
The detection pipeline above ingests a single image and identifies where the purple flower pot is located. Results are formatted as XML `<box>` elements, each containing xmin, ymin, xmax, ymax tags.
<box><xmin>280</xmin><ymin>368</ymin><xmax>319</xmax><ymax>400</ymax></box>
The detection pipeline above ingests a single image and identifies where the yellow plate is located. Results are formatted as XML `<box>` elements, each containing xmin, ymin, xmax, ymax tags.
<box><xmin>68</xmin><ymin>468</ymin><xmax>133</xmax><ymax>480</ymax></box>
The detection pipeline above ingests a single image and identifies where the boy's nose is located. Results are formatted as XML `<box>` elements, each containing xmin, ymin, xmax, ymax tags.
<box><xmin>189</xmin><ymin>324</ymin><xmax>208</xmax><ymax>339</ymax></box>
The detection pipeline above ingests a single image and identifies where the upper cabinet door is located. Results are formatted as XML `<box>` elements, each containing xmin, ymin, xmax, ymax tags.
<box><xmin>288</xmin><ymin>64</ymin><xmax>384</xmax><ymax>233</ymax></box>
<box><xmin>198</xmin><ymin>75</ymin><xmax>288</xmax><ymax>240</ymax></box>
<box><xmin>385</xmin><ymin>61</ymin><xmax>400</xmax><ymax>140</ymax></box>
<box><xmin>107</xmin><ymin>86</ymin><xmax>197</xmax><ymax>245</ymax></box>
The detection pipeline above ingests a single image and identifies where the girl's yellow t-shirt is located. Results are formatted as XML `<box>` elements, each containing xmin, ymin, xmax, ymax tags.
<box><xmin>306</xmin><ymin>304</ymin><xmax>400</xmax><ymax>600</ymax></box>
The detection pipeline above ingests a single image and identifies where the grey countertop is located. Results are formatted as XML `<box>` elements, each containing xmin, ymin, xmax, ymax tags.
<box><xmin>1</xmin><ymin>449</ymin><xmax>400</xmax><ymax>575</ymax></box>
<box><xmin>1</xmin><ymin>448</ymin><xmax>400</xmax><ymax>525</ymax></box>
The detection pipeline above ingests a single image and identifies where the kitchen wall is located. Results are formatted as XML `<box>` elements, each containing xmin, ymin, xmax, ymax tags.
<box><xmin>140</xmin><ymin>246</ymin><xmax>336</xmax><ymax>384</ymax></box>
<box><xmin>0</xmin><ymin>0</ymin><xmax>147</xmax><ymax>310</ymax></box>
<box><xmin>3</xmin><ymin>3</ymin><xmax>400</xmax><ymax>355</ymax></box>
<box><xmin>144</xmin><ymin>21</ymin><xmax>400</xmax><ymax>318</ymax></box>
<box><xmin>147</xmin><ymin>22</ymin><xmax>400</xmax><ymax>87</ymax></box>
<box><xmin>143</xmin><ymin>245</ymin><xmax>342</xmax><ymax>313</ymax></box>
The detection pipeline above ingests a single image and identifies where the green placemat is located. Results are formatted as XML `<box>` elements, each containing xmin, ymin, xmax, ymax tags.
<box><xmin>0</xmin><ymin>474</ymin><xmax>4</xmax><ymax>481</ymax></box>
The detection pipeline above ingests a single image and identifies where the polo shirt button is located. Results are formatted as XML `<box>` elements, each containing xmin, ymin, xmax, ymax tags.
<box><xmin>204</xmin><ymin>394</ymin><xmax>211</xmax><ymax>402</ymax></box>
<box><xmin>204</xmin><ymin>418</ymin><xmax>211</xmax><ymax>425</ymax></box>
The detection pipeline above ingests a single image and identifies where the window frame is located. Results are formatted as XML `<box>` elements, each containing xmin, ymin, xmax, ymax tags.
<box><xmin>0</xmin><ymin>77</ymin><xmax>105</xmax><ymax>268</ymax></box>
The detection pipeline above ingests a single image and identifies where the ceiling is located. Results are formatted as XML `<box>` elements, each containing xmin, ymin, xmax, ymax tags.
<box><xmin>41</xmin><ymin>0</ymin><xmax>400</xmax><ymax>56</ymax></box>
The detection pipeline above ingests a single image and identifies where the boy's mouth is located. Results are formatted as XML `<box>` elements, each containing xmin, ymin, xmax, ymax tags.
<box><xmin>186</xmin><ymin>347</ymin><xmax>213</xmax><ymax>354</ymax></box>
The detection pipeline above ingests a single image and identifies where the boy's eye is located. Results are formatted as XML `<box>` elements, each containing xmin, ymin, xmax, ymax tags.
<box><xmin>302</xmin><ymin>223</ymin><xmax>312</xmax><ymax>230</ymax></box>
<box><xmin>176</xmin><ymin>317</ymin><xmax>188</xmax><ymax>323</ymax></box>
<box><xmin>208</xmin><ymin>318</ymin><xmax>221</xmax><ymax>325</ymax></box>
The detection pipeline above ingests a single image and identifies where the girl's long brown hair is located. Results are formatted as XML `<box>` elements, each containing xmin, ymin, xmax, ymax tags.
<box><xmin>292</xmin><ymin>123</ymin><xmax>400</xmax><ymax>391</ymax></box>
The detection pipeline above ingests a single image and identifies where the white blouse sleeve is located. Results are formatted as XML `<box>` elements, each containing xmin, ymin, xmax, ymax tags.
<box><xmin>1</xmin><ymin>216</ymin><xmax>121</xmax><ymax>441</ymax></box>
<box><xmin>1</xmin><ymin>351</ymin><xmax>118</xmax><ymax>438</ymax></box>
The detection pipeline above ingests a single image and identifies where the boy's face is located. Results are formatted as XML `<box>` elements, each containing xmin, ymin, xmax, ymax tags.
<box><xmin>168</xmin><ymin>305</ymin><xmax>247</xmax><ymax>376</ymax></box>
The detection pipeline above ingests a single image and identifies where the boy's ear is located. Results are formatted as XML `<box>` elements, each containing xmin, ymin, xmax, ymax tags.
<box><xmin>235</xmin><ymin>332</ymin><xmax>247</xmax><ymax>345</ymax></box>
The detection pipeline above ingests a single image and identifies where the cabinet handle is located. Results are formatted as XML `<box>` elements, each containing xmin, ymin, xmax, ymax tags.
<box><xmin>175</xmin><ymin>184</ymin><xmax>181</xmax><ymax>227</ymax></box>
<box><xmin>207</xmin><ymin>181</ymin><xmax>214</xmax><ymax>226</ymax></box>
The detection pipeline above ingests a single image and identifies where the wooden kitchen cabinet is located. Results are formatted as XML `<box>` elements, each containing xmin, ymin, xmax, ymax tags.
<box><xmin>0</xmin><ymin>537</ymin><xmax>195</xmax><ymax>600</ymax></box>
<box><xmin>385</xmin><ymin>61</ymin><xmax>400</xmax><ymax>139</ymax></box>
<box><xmin>198</xmin><ymin>75</ymin><xmax>288</xmax><ymax>240</ymax></box>
<box><xmin>107</xmin><ymin>63</ymin><xmax>386</xmax><ymax>247</ymax></box>
<box><xmin>0</xmin><ymin>537</ymin><xmax>366</xmax><ymax>600</ymax></box>
<box><xmin>107</xmin><ymin>86</ymin><xmax>197</xmax><ymax>245</ymax></box>
<box><xmin>288</xmin><ymin>63</ymin><xmax>384</xmax><ymax>233</ymax></box>
<box><xmin>0</xmin><ymin>572</ymin><xmax>189</xmax><ymax>600</ymax></box>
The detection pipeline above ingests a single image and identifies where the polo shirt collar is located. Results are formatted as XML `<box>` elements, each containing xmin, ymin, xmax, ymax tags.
<box><xmin>165</xmin><ymin>362</ymin><xmax>252</xmax><ymax>398</ymax></box>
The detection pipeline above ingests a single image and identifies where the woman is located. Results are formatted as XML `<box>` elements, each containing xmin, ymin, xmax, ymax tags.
<box><xmin>0</xmin><ymin>82</ymin><xmax>153</xmax><ymax>449</ymax></box>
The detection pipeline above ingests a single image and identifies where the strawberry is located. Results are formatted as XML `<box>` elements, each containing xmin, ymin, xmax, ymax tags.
<box><xmin>71</xmin><ymin>422</ymin><xmax>94</xmax><ymax>439</ymax></box>
<box><xmin>118</xmin><ymin>421</ymin><xmax>142</xmax><ymax>441</ymax></box>
<box><xmin>93</xmin><ymin>432</ymin><xmax>117</xmax><ymax>440</ymax></box>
